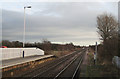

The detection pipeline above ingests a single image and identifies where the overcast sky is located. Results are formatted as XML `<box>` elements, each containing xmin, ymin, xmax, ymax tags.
<box><xmin>0</xmin><ymin>1</ymin><xmax>118</xmax><ymax>46</ymax></box>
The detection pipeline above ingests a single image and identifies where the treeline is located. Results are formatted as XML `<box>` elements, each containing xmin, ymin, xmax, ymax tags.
<box><xmin>1</xmin><ymin>40</ymin><xmax>81</xmax><ymax>52</ymax></box>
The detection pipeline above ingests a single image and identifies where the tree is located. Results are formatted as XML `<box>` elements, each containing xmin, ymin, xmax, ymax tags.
<box><xmin>2</xmin><ymin>40</ymin><xmax>13</xmax><ymax>47</ymax></box>
<box><xmin>12</xmin><ymin>41</ymin><xmax>23</xmax><ymax>47</ymax></box>
<box><xmin>41</xmin><ymin>39</ymin><xmax>51</xmax><ymax>52</ymax></box>
<box><xmin>97</xmin><ymin>13</ymin><xmax>118</xmax><ymax>63</ymax></box>
<box><xmin>97</xmin><ymin>14</ymin><xmax>118</xmax><ymax>42</ymax></box>
<box><xmin>118</xmin><ymin>23</ymin><xmax>120</xmax><ymax>57</ymax></box>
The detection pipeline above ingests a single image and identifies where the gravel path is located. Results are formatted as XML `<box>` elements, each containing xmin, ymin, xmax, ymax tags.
<box><xmin>79</xmin><ymin>50</ymin><xmax>88</xmax><ymax>77</ymax></box>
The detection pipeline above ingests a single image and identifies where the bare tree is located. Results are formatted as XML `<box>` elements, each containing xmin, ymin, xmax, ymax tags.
<box><xmin>97</xmin><ymin>13</ymin><xmax>118</xmax><ymax>63</ymax></box>
<box><xmin>41</xmin><ymin>39</ymin><xmax>51</xmax><ymax>54</ymax></box>
<box><xmin>97</xmin><ymin>14</ymin><xmax>118</xmax><ymax>42</ymax></box>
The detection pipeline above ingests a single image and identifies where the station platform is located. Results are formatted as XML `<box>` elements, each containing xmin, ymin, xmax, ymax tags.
<box><xmin>1</xmin><ymin>55</ymin><xmax>54</xmax><ymax>69</ymax></box>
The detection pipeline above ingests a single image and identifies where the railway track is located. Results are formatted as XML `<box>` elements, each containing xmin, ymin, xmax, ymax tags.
<box><xmin>30</xmin><ymin>49</ymin><xmax>85</xmax><ymax>78</ymax></box>
<box><xmin>54</xmin><ymin>50</ymin><xmax>85</xmax><ymax>79</ymax></box>
<box><xmin>18</xmin><ymin>50</ymin><xmax>83</xmax><ymax>77</ymax></box>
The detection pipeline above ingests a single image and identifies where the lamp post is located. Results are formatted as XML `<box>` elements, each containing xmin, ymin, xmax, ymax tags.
<box><xmin>23</xmin><ymin>6</ymin><xmax>31</xmax><ymax>58</ymax></box>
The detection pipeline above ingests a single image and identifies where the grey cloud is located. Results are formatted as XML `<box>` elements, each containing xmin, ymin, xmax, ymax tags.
<box><xmin>2</xmin><ymin>2</ymin><xmax>117</xmax><ymax>45</ymax></box>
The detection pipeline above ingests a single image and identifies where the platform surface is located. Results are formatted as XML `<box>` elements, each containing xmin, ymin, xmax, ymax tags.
<box><xmin>1</xmin><ymin>55</ymin><xmax>53</xmax><ymax>69</ymax></box>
